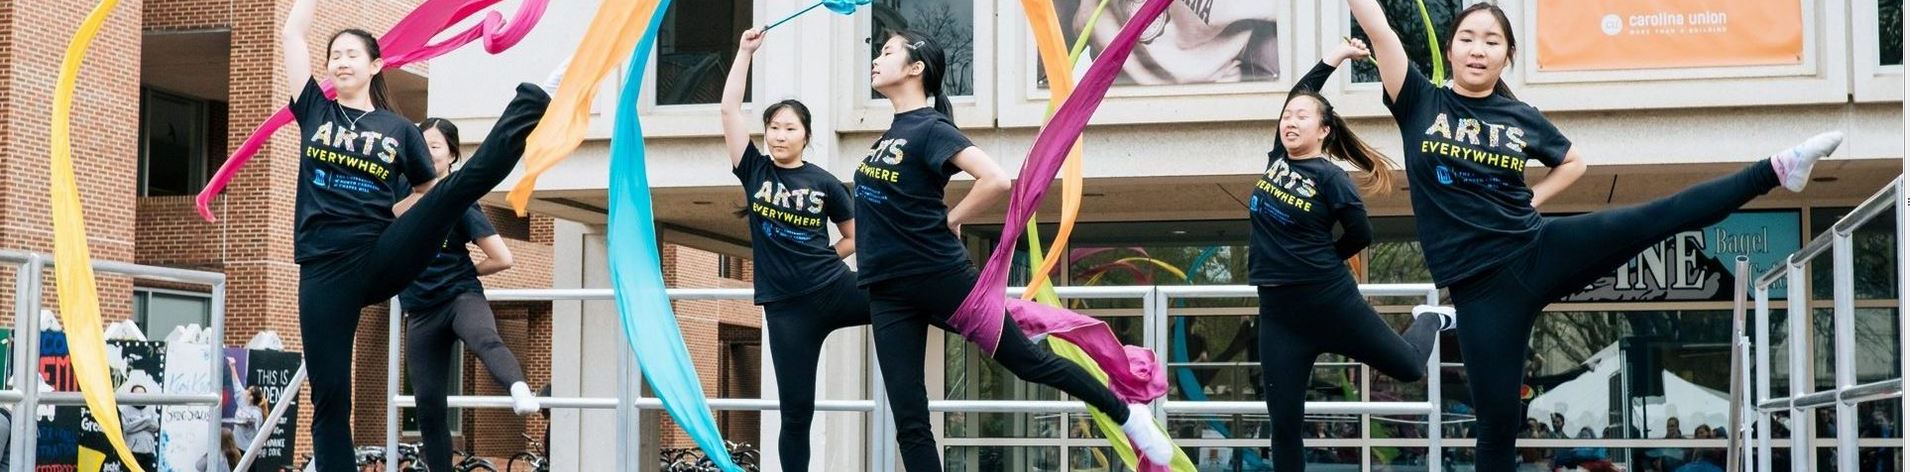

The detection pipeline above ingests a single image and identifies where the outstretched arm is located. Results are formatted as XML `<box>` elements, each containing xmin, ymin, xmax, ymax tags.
<box><xmin>721</xmin><ymin>28</ymin><xmax>766</xmax><ymax>168</ymax></box>
<box><xmin>281</xmin><ymin>0</ymin><xmax>319</xmax><ymax>101</ymax></box>
<box><xmin>1346</xmin><ymin>0</ymin><xmax>1412</xmax><ymax>100</ymax></box>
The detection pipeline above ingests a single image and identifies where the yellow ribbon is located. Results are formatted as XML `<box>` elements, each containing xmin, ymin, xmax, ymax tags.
<box><xmin>51</xmin><ymin>1</ymin><xmax>145</xmax><ymax>470</ymax></box>
<box><xmin>505</xmin><ymin>0</ymin><xmax>662</xmax><ymax>215</ymax></box>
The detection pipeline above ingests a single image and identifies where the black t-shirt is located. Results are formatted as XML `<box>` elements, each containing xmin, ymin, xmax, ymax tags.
<box><xmin>852</xmin><ymin>108</ymin><xmax>977</xmax><ymax>286</ymax></box>
<box><xmin>290</xmin><ymin>77</ymin><xmax>435</xmax><ymax>262</ymax></box>
<box><xmin>1248</xmin><ymin>155</ymin><xmax>1369</xmax><ymax>285</ymax></box>
<box><xmin>399</xmin><ymin>205</ymin><xmax>496</xmax><ymax>311</ymax></box>
<box><xmin>1246</xmin><ymin>60</ymin><xmax>1369</xmax><ymax>285</ymax></box>
<box><xmin>733</xmin><ymin>143</ymin><xmax>855</xmax><ymax>304</ymax></box>
<box><xmin>1385</xmin><ymin>67</ymin><xmax>1572</xmax><ymax>286</ymax></box>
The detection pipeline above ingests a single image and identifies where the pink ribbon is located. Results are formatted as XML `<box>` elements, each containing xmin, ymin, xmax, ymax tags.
<box><xmin>193</xmin><ymin>0</ymin><xmax>549</xmax><ymax>221</ymax></box>
<box><xmin>947</xmin><ymin>0</ymin><xmax>1173</xmax><ymax>402</ymax></box>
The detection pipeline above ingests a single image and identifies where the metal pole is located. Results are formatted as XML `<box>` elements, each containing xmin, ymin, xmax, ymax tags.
<box><xmin>868</xmin><ymin>331</ymin><xmax>893</xmax><ymax>472</ymax></box>
<box><xmin>1728</xmin><ymin>257</ymin><xmax>1749</xmax><ymax>472</ymax></box>
<box><xmin>1830</xmin><ymin>235</ymin><xmax>1858</xmax><ymax>471</ymax></box>
<box><xmin>1783</xmin><ymin>263</ymin><xmax>1812</xmax><ymax>471</ymax></box>
<box><xmin>1146</xmin><ymin>287</ymin><xmax>1165</xmax><ymax>422</ymax></box>
<box><xmin>1425</xmin><ymin>288</ymin><xmax>1443</xmax><ymax>469</ymax></box>
<box><xmin>618</xmin><ymin>330</ymin><xmax>636</xmax><ymax>472</ymax></box>
<box><xmin>206</xmin><ymin>280</ymin><xmax>227</xmax><ymax>472</ymax></box>
<box><xmin>386</xmin><ymin>300</ymin><xmax>403</xmax><ymax>467</ymax></box>
<box><xmin>1754</xmin><ymin>286</ymin><xmax>1773</xmax><ymax>472</ymax></box>
<box><xmin>235</xmin><ymin>362</ymin><xmax>307</xmax><ymax>472</ymax></box>
<box><xmin>16</xmin><ymin>256</ymin><xmax>42</xmax><ymax>470</ymax></box>
<box><xmin>9</xmin><ymin>255</ymin><xmax>41</xmax><ymax>472</ymax></box>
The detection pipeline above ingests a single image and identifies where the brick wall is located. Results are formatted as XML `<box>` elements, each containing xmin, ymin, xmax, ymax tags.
<box><xmin>6</xmin><ymin>2</ymin><xmax>755</xmax><ymax>466</ymax></box>
<box><xmin>0</xmin><ymin>0</ymin><xmax>144</xmax><ymax>327</ymax></box>
<box><xmin>657</xmin><ymin>244</ymin><xmax>762</xmax><ymax>450</ymax></box>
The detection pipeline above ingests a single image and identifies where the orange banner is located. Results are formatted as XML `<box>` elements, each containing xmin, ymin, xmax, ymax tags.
<box><xmin>1536</xmin><ymin>0</ymin><xmax>1803</xmax><ymax>71</ymax></box>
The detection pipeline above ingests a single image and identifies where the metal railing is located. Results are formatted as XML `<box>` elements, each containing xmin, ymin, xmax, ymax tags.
<box><xmin>1746</xmin><ymin>176</ymin><xmax>1907</xmax><ymax>472</ymax></box>
<box><xmin>382</xmin><ymin>283</ymin><xmax>1444</xmax><ymax>472</ymax></box>
<box><xmin>0</xmin><ymin>250</ymin><xmax>227</xmax><ymax>472</ymax></box>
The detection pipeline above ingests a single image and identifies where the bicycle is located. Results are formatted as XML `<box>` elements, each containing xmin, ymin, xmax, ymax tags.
<box><xmin>452</xmin><ymin>449</ymin><xmax>498</xmax><ymax>472</ymax></box>
<box><xmin>505</xmin><ymin>433</ymin><xmax>548</xmax><ymax>472</ymax></box>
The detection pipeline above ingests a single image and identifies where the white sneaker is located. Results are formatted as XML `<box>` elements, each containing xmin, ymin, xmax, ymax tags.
<box><xmin>1119</xmin><ymin>404</ymin><xmax>1175</xmax><ymax>464</ymax></box>
<box><xmin>511</xmin><ymin>382</ymin><xmax>541</xmax><ymax>416</ymax></box>
<box><xmin>1772</xmin><ymin>131</ymin><xmax>1843</xmax><ymax>192</ymax></box>
<box><xmin>1413</xmin><ymin>305</ymin><xmax>1457</xmax><ymax>331</ymax></box>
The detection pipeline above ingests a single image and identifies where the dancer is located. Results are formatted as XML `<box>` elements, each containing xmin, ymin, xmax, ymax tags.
<box><xmin>856</xmin><ymin>30</ymin><xmax>1176</xmax><ymax>470</ymax></box>
<box><xmin>280</xmin><ymin>0</ymin><xmax>559</xmax><ymax>468</ymax></box>
<box><xmin>1250</xmin><ymin>38</ymin><xmax>1451</xmax><ymax>471</ymax></box>
<box><xmin>1344</xmin><ymin>1</ymin><xmax>1842</xmax><ymax>469</ymax></box>
<box><xmin>719</xmin><ymin>28</ymin><xmax>867</xmax><ymax>472</ymax></box>
<box><xmin>400</xmin><ymin>118</ymin><xmax>541</xmax><ymax>472</ymax></box>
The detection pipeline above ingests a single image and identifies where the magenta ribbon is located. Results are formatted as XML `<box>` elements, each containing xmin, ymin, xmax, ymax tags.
<box><xmin>193</xmin><ymin>0</ymin><xmax>549</xmax><ymax>221</ymax></box>
<box><xmin>949</xmin><ymin>0</ymin><xmax>1172</xmax><ymax>404</ymax></box>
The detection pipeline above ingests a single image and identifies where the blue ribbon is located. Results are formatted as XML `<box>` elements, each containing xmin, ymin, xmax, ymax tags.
<box><xmin>608</xmin><ymin>1</ymin><xmax>740</xmax><ymax>469</ymax></box>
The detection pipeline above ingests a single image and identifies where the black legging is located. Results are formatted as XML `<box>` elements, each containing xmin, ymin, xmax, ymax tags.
<box><xmin>1452</xmin><ymin>161</ymin><xmax>1779</xmax><ymax>472</ymax></box>
<box><xmin>867</xmin><ymin>268</ymin><xmax>1132</xmax><ymax>472</ymax></box>
<box><xmin>762</xmin><ymin>273</ymin><xmax>871</xmax><ymax>472</ymax></box>
<box><xmin>407</xmin><ymin>292</ymin><xmax>529</xmax><ymax>472</ymax></box>
<box><xmin>1258</xmin><ymin>274</ymin><xmax>1441</xmax><ymax>471</ymax></box>
<box><xmin>298</xmin><ymin>83</ymin><xmax>549</xmax><ymax>472</ymax></box>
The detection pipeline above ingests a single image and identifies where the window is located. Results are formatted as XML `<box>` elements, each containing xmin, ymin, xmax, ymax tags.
<box><xmin>138</xmin><ymin>88</ymin><xmax>216</xmax><ymax>197</ymax></box>
<box><xmin>718</xmin><ymin>254</ymin><xmax>746</xmax><ymax>281</ymax></box>
<box><xmin>657</xmin><ymin>0</ymin><xmax>753</xmax><ymax>105</ymax></box>
<box><xmin>131</xmin><ymin>289</ymin><xmax>211</xmax><ymax>339</ymax></box>
<box><xmin>1883</xmin><ymin>0</ymin><xmax>1904</xmax><ymax>66</ymax></box>
<box><xmin>401</xmin><ymin>341</ymin><xmax>463</xmax><ymax>436</ymax></box>
<box><xmin>1349</xmin><ymin>0</ymin><xmax>1466</xmax><ymax>84</ymax></box>
<box><xmin>716</xmin><ymin>324</ymin><xmax>760</xmax><ymax>441</ymax></box>
<box><xmin>870</xmin><ymin>0</ymin><xmax>976</xmax><ymax>97</ymax></box>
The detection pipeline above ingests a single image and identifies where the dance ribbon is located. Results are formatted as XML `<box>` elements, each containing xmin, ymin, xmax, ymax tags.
<box><xmin>956</xmin><ymin>0</ymin><xmax>1168</xmax><ymax>369</ymax></box>
<box><xmin>194</xmin><ymin>0</ymin><xmax>549</xmax><ymax>221</ymax></box>
<box><xmin>1416</xmin><ymin>0</ymin><xmax>1446</xmax><ymax>84</ymax></box>
<box><xmin>1003</xmin><ymin>0</ymin><xmax>1189</xmax><ymax>470</ymax></box>
<box><xmin>505</xmin><ymin>0</ymin><xmax>739</xmax><ymax>469</ymax></box>
<box><xmin>507</xmin><ymin>0</ymin><xmax>677</xmax><ymax>215</ymax></box>
<box><xmin>762</xmin><ymin>0</ymin><xmax>869</xmax><ymax>32</ymax></box>
<box><xmin>51</xmin><ymin>1</ymin><xmax>146</xmax><ymax>469</ymax></box>
<box><xmin>1027</xmin><ymin>227</ymin><xmax>1197</xmax><ymax>472</ymax></box>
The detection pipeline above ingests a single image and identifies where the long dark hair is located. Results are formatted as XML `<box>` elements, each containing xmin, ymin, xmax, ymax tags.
<box><xmin>888</xmin><ymin>30</ymin><xmax>953</xmax><ymax>120</ymax></box>
<box><xmin>329</xmin><ymin>29</ymin><xmax>400</xmax><ymax>113</ymax></box>
<box><xmin>1284</xmin><ymin>91</ymin><xmax>1396</xmax><ymax>195</ymax></box>
<box><xmin>419</xmin><ymin>118</ymin><xmax>462</xmax><ymax>164</ymax></box>
<box><xmin>1442</xmin><ymin>2</ymin><xmax>1518</xmax><ymax>99</ymax></box>
<box><xmin>762</xmin><ymin>99</ymin><xmax>813</xmax><ymax>142</ymax></box>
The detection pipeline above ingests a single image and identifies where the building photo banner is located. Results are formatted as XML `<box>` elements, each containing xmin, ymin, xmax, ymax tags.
<box><xmin>1536</xmin><ymin>0</ymin><xmax>1804</xmax><ymax>71</ymax></box>
<box><xmin>1043</xmin><ymin>0</ymin><xmax>1280</xmax><ymax>86</ymax></box>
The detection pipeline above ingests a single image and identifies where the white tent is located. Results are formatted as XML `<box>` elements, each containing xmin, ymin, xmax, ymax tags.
<box><xmin>1526</xmin><ymin>345</ymin><xmax>1732</xmax><ymax>439</ymax></box>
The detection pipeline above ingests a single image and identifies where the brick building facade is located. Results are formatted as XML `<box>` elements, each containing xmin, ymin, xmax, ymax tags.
<box><xmin>0</xmin><ymin>0</ymin><xmax>764</xmax><ymax>465</ymax></box>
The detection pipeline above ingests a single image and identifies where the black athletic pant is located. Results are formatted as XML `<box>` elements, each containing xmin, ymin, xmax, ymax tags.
<box><xmin>1258</xmin><ymin>273</ymin><xmax>1441</xmax><ymax>472</ymax></box>
<box><xmin>867</xmin><ymin>268</ymin><xmax>1132</xmax><ymax>472</ymax></box>
<box><xmin>1454</xmin><ymin>161</ymin><xmax>1779</xmax><ymax>472</ymax></box>
<box><xmin>298</xmin><ymin>84</ymin><xmax>549</xmax><ymax>472</ymax></box>
<box><xmin>408</xmin><ymin>291</ymin><xmax>530</xmax><ymax>472</ymax></box>
<box><xmin>763</xmin><ymin>273</ymin><xmax>872</xmax><ymax>472</ymax></box>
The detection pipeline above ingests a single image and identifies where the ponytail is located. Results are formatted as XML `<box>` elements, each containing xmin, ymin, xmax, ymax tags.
<box><xmin>931</xmin><ymin>94</ymin><xmax>954</xmax><ymax>121</ymax></box>
<box><xmin>1290</xmin><ymin>91</ymin><xmax>1396</xmax><ymax>195</ymax></box>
